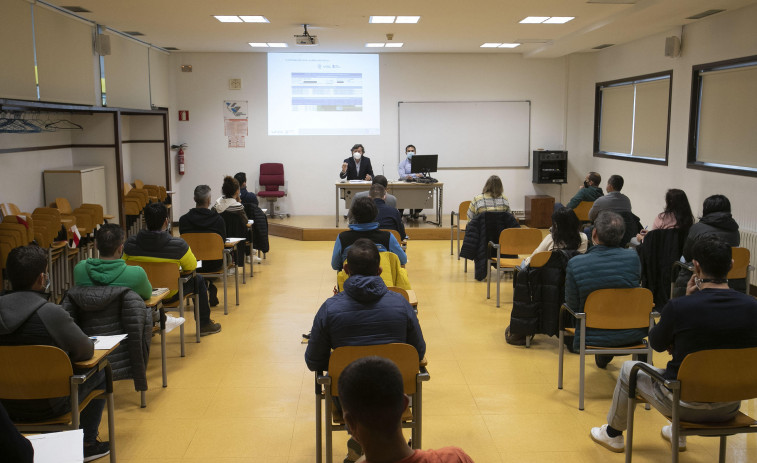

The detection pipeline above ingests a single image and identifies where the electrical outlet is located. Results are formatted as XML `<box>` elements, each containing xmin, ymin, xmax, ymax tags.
<box><xmin>229</xmin><ymin>78</ymin><xmax>242</xmax><ymax>90</ymax></box>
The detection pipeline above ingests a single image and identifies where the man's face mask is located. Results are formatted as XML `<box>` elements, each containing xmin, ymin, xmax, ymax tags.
<box><xmin>583</xmin><ymin>180</ymin><xmax>590</xmax><ymax>188</ymax></box>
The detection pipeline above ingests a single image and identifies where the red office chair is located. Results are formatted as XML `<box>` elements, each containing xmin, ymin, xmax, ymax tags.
<box><xmin>257</xmin><ymin>163</ymin><xmax>288</xmax><ymax>219</ymax></box>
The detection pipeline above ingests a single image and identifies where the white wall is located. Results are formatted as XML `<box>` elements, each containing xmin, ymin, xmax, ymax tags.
<box><xmin>169</xmin><ymin>52</ymin><xmax>569</xmax><ymax>217</ymax></box>
<box><xmin>566</xmin><ymin>4</ymin><xmax>757</xmax><ymax>231</ymax></box>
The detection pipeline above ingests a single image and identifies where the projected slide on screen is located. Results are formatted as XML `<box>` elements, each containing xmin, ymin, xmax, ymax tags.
<box><xmin>268</xmin><ymin>53</ymin><xmax>380</xmax><ymax>136</ymax></box>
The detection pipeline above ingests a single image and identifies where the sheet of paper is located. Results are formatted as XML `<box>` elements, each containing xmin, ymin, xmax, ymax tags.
<box><xmin>247</xmin><ymin>219</ymin><xmax>254</xmax><ymax>225</ymax></box>
<box><xmin>348</xmin><ymin>180</ymin><xmax>371</xmax><ymax>184</ymax></box>
<box><xmin>91</xmin><ymin>334</ymin><xmax>127</xmax><ymax>350</ymax></box>
<box><xmin>26</xmin><ymin>429</ymin><xmax>83</xmax><ymax>463</ymax></box>
<box><xmin>226</xmin><ymin>237</ymin><xmax>245</xmax><ymax>244</ymax></box>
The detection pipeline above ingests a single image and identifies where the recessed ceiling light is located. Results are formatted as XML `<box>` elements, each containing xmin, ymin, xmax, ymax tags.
<box><xmin>267</xmin><ymin>43</ymin><xmax>287</xmax><ymax>47</ymax></box>
<box><xmin>520</xmin><ymin>16</ymin><xmax>550</xmax><ymax>24</ymax></box>
<box><xmin>62</xmin><ymin>6</ymin><xmax>91</xmax><ymax>13</ymax></box>
<box><xmin>499</xmin><ymin>43</ymin><xmax>521</xmax><ymax>48</ymax></box>
<box><xmin>124</xmin><ymin>31</ymin><xmax>145</xmax><ymax>36</ymax></box>
<box><xmin>248</xmin><ymin>42</ymin><xmax>268</xmax><ymax>47</ymax></box>
<box><xmin>480</xmin><ymin>43</ymin><xmax>502</xmax><ymax>48</ymax></box>
<box><xmin>385</xmin><ymin>43</ymin><xmax>404</xmax><ymax>47</ymax></box>
<box><xmin>544</xmin><ymin>16</ymin><xmax>574</xmax><ymax>24</ymax></box>
<box><xmin>239</xmin><ymin>16</ymin><xmax>270</xmax><ymax>23</ymax></box>
<box><xmin>395</xmin><ymin>16</ymin><xmax>421</xmax><ymax>24</ymax></box>
<box><xmin>215</xmin><ymin>16</ymin><xmax>243</xmax><ymax>23</ymax></box>
<box><xmin>365</xmin><ymin>43</ymin><xmax>385</xmax><ymax>47</ymax></box>
<box><xmin>686</xmin><ymin>9</ymin><xmax>725</xmax><ymax>20</ymax></box>
<box><xmin>163</xmin><ymin>47</ymin><xmax>180</xmax><ymax>51</ymax></box>
<box><xmin>369</xmin><ymin>16</ymin><xmax>395</xmax><ymax>24</ymax></box>
<box><xmin>593</xmin><ymin>43</ymin><xmax>614</xmax><ymax>49</ymax></box>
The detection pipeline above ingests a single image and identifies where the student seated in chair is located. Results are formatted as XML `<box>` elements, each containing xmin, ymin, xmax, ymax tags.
<box><xmin>0</xmin><ymin>246</ymin><xmax>110</xmax><ymax>462</ymax></box>
<box><xmin>354</xmin><ymin>175</ymin><xmax>397</xmax><ymax>209</ymax></box>
<box><xmin>331</xmin><ymin>197</ymin><xmax>407</xmax><ymax>271</ymax></box>
<box><xmin>555</xmin><ymin>171</ymin><xmax>604</xmax><ymax>212</ymax></box>
<box><xmin>370</xmin><ymin>184</ymin><xmax>407</xmax><ymax>240</ymax></box>
<box><xmin>179</xmin><ymin>184</ymin><xmax>227</xmax><ymax>307</ymax></box>
<box><xmin>123</xmin><ymin>202</ymin><xmax>221</xmax><ymax>337</ymax></box>
<box><xmin>306</xmin><ymin>239</ymin><xmax>425</xmax><ymax>463</ymax></box>
<box><xmin>590</xmin><ymin>235</ymin><xmax>757</xmax><ymax>454</ymax></box>
<box><xmin>339</xmin><ymin>356</ymin><xmax>473</xmax><ymax>463</ymax></box>
<box><xmin>234</xmin><ymin>171</ymin><xmax>259</xmax><ymax>207</ymax></box>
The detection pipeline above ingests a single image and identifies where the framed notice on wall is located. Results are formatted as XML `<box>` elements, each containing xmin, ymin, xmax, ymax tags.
<box><xmin>224</xmin><ymin>100</ymin><xmax>248</xmax><ymax>148</ymax></box>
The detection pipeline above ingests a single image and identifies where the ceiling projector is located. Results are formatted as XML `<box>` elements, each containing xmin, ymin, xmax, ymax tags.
<box><xmin>295</xmin><ymin>24</ymin><xmax>319</xmax><ymax>46</ymax></box>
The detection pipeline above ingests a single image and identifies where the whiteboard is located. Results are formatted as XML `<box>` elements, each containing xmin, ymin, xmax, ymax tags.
<box><xmin>398</xmin><ymin>101</ymin><xmax>531</xmax><ymax>168</ymax></box>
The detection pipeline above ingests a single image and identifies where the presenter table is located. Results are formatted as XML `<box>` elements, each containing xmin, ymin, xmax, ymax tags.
<box><xmin>335</xmin><ymin>181</ymin><xmax>443</xmax><ymax>227</ymax></box>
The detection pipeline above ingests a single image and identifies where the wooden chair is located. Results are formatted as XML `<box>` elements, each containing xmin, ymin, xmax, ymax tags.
<box><xmin>625</xmin><ymin>347</ymin><xmax>757</xmax><ymax>462</ymax></box>
<box><xmin>381</xmin><ymin>228</ymin><xmax>407</xmax><ymax>252</ymax></box>
<box><xmin>572</xmin><ymin>201</ymin><xmax>594</xmax><ymax>224</ymax></box>
<box><xmin>125</xmin><ymin>260</ymin><xmax>200</xmax><ymax>356</ymax></box>
<box><xmin>558</xmin><ymin>287</ymin><xmax>655</xmax><ymax>410</ymax></box>
<box><xmin>0</xmin><ymin>202</ymin><xmax>22</xmax><ymax>216</ymax></box>
<box><xmin>181</xmin><ymin>232</ymin><xmax>239</xmax><ymax>315</ymax></box>
<box><xmin>450</xmin><ymin>200</ymin><xmax>471</xmax><ymax>258</ymax></box>
<box><xmin>387</xmin><ymin>285</ymin><xmax>418</xmax><ymax>312</ymax></box>
<box><xmin>516</xmin><ymin>251</ymin><xmax>552</xmax><ymax>348</ymax></box>
<box><xmin>0</xmin><ymin>345</ymin><xmax>116</xmax><ymax>462</ymax></box>
<box><xmin>315</xmin><ymin>343</ymin><xmax>430</xmax><ymax>463</ymax></box>
<box><xmin>487</xmin><ymin>227</ymin><xmax>543</xmax><ymax>307</ymax></box>
<box><xmin>133</xmin><ymin>179</ymin><xmax>145</xmax><ymax>189</ymax></box>
<box><xmin>671</xmin><ymin>246</ymin><xmax>753</xmax><ymax>298</ymax></box>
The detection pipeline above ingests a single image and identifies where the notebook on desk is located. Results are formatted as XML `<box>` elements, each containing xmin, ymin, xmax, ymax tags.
<box><xmin>151</xmin><ymin>287</ymin><xmax>169</xmax><ymax>297</ymax></box>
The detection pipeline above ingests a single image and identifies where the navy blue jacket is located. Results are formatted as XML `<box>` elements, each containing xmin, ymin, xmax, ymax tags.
<box><xmin>565</xmin><ymin>245</ymin><xmax>645</xmax><ymax>349</ymax></box>
<box><xmin>304</xmin><ymin>275</ymin><xmax>425</xmax><ymax>371</ymax></box>
<box><xmin>374</xmin><ymin>198</ymin><xmax>406</xmax><ymax>239</ymax></box>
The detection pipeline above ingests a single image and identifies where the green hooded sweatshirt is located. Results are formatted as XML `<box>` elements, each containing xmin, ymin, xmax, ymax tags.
<box><xmin>74</xmin><ymin>258</ymin><xmax>152</xmax><ymax>300</ymax></box>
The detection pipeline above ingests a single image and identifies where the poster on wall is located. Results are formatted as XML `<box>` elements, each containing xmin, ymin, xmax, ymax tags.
<box><xmin>224</xmin><ymin>100</ymin><xmax>248</xmax><ymax>148</ymax></box>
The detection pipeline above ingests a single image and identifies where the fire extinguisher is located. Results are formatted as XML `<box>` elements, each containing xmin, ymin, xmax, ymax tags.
<box><xmin>171</xmin><ymin>144</ymin><xmax>188</xmax><ymax>175</ymax></box>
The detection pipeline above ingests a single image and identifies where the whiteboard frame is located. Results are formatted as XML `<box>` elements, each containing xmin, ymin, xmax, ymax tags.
<box><xmin>397</xmin><ymin>100</ymin><xmax>531</xmax><ymax>169</ymax></box>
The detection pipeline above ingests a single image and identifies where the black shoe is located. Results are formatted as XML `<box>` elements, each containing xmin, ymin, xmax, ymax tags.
<box><xmin>83</xmin><ymin>440</ymin><xmax>110</xmax><ymax>462</ymax></box>
<box><xmin>302</xmin><ymin>332</ymin><xmax>311</xmax><ymax>340</ymax></box>
<box><xmin>200</xmin><ymin>319</ymin><xmax>222</xmax><ymax>336</ymax></box>
<box><xmin>595</xmin><ymin>354</ymin><xmax>614</xmax><ymax>369</ymax></box>
<box><xmin>505</xmin><ymin>326</ymin><xmax>527</xmax><ymax>346</ymax></box>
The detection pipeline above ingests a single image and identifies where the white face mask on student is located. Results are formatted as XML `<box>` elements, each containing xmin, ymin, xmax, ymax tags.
<box><xmin>353</xmin><ymin>152</ymin><xmax>362</xmax><ymax>161</ymax></box>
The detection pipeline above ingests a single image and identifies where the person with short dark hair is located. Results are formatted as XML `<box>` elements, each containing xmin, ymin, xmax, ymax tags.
<box><xmin>0</xmin><ymin>246</ymin><xmax>110</xmax><ymax>462</ymax></box>
<box><xmin>233</xmin><ymin>172</ymin><xmax>259</xmax><ymax>207</ymax></box>
<box><xmin>340</xmin><ymin>144</ymin><xmax>374</xmax><ymax>181</ymax></box>
<box><xmin>179</xmin><ymin>184</ymin><xmax>228</xmax><ymax>306</ymax></box>
<box><xmin>588</xmin><ymin>174</ymin><xmax>632</xmax><ymax>221</ymax></box>
<box><xmin>307</xmin><ymin>238</ymin><xmax>425</xmax><ymax>463</ymax></box>
<box><xmin>397</xmin><ymin>144</ymin><xmax>423</xmax><ymax>218</ymax></box>
<box><xmin>590</xmin><ymin>235</ymin><xmax>757</xmax><ymax>454</ymax></box>
<box><xmin>331</xmin><ymin>197</ymin><xmax>407</xmax><ymax>270</ymax></box>
<box><xmin>682</xmin><ymin>194</ymin><xmax>739</xmax><ymax>261</ymax></box>
<box><xmin>564</xmin><ymin>211</ymin><xmax>642</xmax><ymax>365</ymax></box>
<box><xmin>74</xmin><ymin>223</ymin><xmax>153</xmax><ymax>299</ymax></box>
<box><xmin>338</xmin><ymin>356</ymin><xmax>474</xmax><ymax>463</ymax></box>
<box><xmin>124</xmin><ymin>202</ymin><xmax>221</xmax><ymax>336</ymax></box>
<box><xmin>467</xmin><ymin>175</ymin><xmax>511</xmax><ymax>219</ymax></box>
<box><xmin>564</xmin><ymin>171</ymin><xmax>604</xmax><ymax>210</ymax></box>
<box><xmin>354</xmin><ymin>174</ymin><xmax>398</xmax><ymax>209</ymax></box>
<box><xmin>370</xmin><ymin>184</ymin><xmax>407</xmax><ymax>240</ymax></box>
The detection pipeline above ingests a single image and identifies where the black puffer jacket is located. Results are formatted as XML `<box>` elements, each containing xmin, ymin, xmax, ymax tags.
<box><xmin>63</xmin><ymin>286</ymin><xmax>152</xmax><ymax>391</ymax></box>
<box><xmin>509</xmin><ymin>250</ymin><xmax>579</xmax><ymax>338</ymax></box>
<box><xmin>460</xmin><ymin>211</ymin><xmax>520</xmax><ymax>281</ymax></box>
<box><xmin>636</xmin><ymin>228</ymin><xmax>686</xmax><ymax>309</ymax></box>
<box><xmin>242</xmin><ymin>203</ymin><xmax>270</xmax><ymax>253</ymax></box>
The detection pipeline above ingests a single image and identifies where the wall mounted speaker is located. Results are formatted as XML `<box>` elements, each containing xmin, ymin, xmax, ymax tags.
<box><xmin>665</xmin><ymin>36</ymin><xmax>681</xmax><ymax>57</ymax></box>
<box><xmin>94</xmin><ymin>33</ymin><xmax>111</xmax><ymax>56</ymax></box>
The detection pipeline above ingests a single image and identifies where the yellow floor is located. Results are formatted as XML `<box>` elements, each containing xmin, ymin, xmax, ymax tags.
<box><xmin>108</xmin><ymin>237</ymin><xmax>757</xmax><ymax>462</ymax></box>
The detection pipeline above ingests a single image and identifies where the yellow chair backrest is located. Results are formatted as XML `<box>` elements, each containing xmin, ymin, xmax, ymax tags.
<box><xmin>80</xmin><ymin>204</ymin><xmax>104</xmax><ymax>225</ymax></box>
<box><xmin>1</xmin><ymin>203</ymin><xmax>21</xmax><ymax>216</ymax></box>
<box><xmin>729</xmin><ymin>247</ymin><xmax>750</xmax><ymax>280</ymax></box>
<box><xmin>529</xmin><ymin>251</ymin><xmax>552</xmax><ymax>268</ymax></box>
<box><xmin>499</xmin><ymin>228</ymin><xmax>543</xmax><ymax>255</ymax></box>
<box><xmin>134</xmin><ymin>179</ymin><xmax>145</xmax><ymax>189</ymax></box>
<box><xmin>572</xmin><ymin>201</ymin><xmax>593</xmax><ymax>222</ymax></box>
<box><xmin>55</xmin><ymin>197</ymin><xmax>74</xmax><ymax>215</ymax></box>
<box><xmin>125</xmin><ymin>260</ymin><xmax>179</xmax><ymax>291</ymax></box>
<box><xmin>0</xmin><ymin>345</ymin><xmax>73</xmax><ymax>400</ymax></box>
<box><xmin>584</xmin><ymin>287</ymin><xmax>653</xmax><ymax>330</ymax></box>
<box><xmin>327</xmin><ymin>343</ymin><xmax>421</xmax><ymax>396</ymax></box>
<box><xmin>387</xmin><ymin>286</ymin><xmax>410</xmax><ymax>301</ymax></box>
<box><xmin>180</xmin><ymin>233</ymin><xmax>224</xmax><ymax>261</ymax></box>
<box><xmin>123</xmin><ymin>183</ymin><xmax>133</xmax><ymax>195</ymax></box>
<box><xmin>381</xmin><ymin>229</ymin><xmax>404</xmax><ymax>244</ymax></box>
<box><xmin>458</xmin><ymin>201</ymin><xmax>471</xmax><ymax>219</ymax></box>
<box><xmin>677</xmin><ymin>347</ymin><xmax>757</xmax><ymax>403</ymax></box>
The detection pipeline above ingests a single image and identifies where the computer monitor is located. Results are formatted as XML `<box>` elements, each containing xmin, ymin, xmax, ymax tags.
<box><xmin>410</xmin><ymin>154</ymin><xmax>438</xmax><ymax>176</ymax></box>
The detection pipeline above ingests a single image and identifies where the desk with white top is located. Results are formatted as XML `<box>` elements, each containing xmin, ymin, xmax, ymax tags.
<box><xmin>334</xmin><ymin>181</ymin><xmax>443</xmax><ymax>227</ymax></box>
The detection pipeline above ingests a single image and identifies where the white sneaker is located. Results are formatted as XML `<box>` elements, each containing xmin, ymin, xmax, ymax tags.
<box><xmin>590</xmin><ymin>424</ymin><xmax>624</xmax><ymax>453</ymax></box>
<box><xmin>227</xmin><ymin>267</ymin><xmax>236</xmax><ymax>276</ymax></box>
<box><xmin>164</xmin><ymin>315</ymin><xmax>185</xmax><ymax>333</ymax></box>
<box><xmin>252</xmin><ymin>255</ymin><xmax>262</xmax><ymax>263</ymax></box>
<box><xmin>245</xmin><ymin>255</ymin><xmax>251</xmax><ymax>264</ymax></box>
<box><xmin>661</xmin><ymin>425</ymin><xmax>687</xmax><ymax>451</ymax></box>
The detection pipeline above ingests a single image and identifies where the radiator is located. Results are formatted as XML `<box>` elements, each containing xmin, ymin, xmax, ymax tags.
<box><xmin>739</xmin><ymin>229</ymin><xmax>757</xmax><ymax>281</ymax></box>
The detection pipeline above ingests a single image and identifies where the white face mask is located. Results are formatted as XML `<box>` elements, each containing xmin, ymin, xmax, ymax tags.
<box><xmin>406</xmin><ymin>152</ymin><xmax>414</xmax><ymax>159</ymax></box>
<box><xmin>353</xmin><ymin>152</ymin><xmax>362</xmax><ymax>161</ymax></box>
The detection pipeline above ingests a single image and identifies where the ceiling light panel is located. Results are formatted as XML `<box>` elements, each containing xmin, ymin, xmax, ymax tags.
<box><xmin>544</xmin><ymin>16</ymin><xmax>574</xmax><ymax>24</ymax></box>
<box><xmin>480</xmin><ymin>43</ymin><xmax>502</xmax><ymax>48</ymax></box>
<box><xmin>395</xmin><ymin>16</ymin><xmax>420</xmax><ymax>23</ymax></box>
<box><xmin>214</xmin><ymin>16</ymin><xmax>243</xmax><ymax>23</ymax></box>
<box><xmin>365</xmin><ymin>43</ymin><xmax>385</xmax><ymax>47</ymax></box>
<box><xmin>248</xmin><ymin>43</ymin><xmax>268</xmax><ymax>47</ymax></box>
<box><xmin>385</xmin><ymin>43</ymin><xmax>404</xmax><ymax>47</ymax></box>
<box><xmin>520</xmin><ymin>16</ymin><xmax>549</xmax><ymax>23</ymax></box>
<box><xmin>369</xmin><ymin>16</ymin><xmax>395</xmax><ymax>23</ymax></box>
<box><xmin>239</xmin><ymin>16</ymin><xmax>269</xmax><ymax>23</ymax></box>
<box><xmin>499</xmin><ymin>43</ymin><xmax>521</xmax><ymax>48</ymax></box>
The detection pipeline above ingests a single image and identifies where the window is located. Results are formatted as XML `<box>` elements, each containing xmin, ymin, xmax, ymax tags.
<box><xmin>593</xmin><ymin>71</ymin><xmax>672</xmax><ymax>165</ymax></box>
<box><xmin>688</xmin><ymin>55</ymin><xmax>757</xmax><ymax>177</ymax></box>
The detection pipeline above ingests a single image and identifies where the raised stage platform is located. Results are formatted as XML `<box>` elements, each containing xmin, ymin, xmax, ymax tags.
<box><xmin>268</xmin><ymin>215</ymin><xmax>453</xmax><ymax>241</ymax></box>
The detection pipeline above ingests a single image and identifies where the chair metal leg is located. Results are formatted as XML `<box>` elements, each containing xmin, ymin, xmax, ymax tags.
<box><xmin>315</xmin><ymin>377</ymin><xmax>322</xmax><ymax>463</ymax></box>
<box><xmin>625</xmin><ymin>397</ymin><xmax>636</xmax><ymax>463</ymax></box>
<box><xmin>496</xmin><ymin>268</ymin><xmax>501</xmax><ymax>308</ymax></box>
<box><xmin>235</xmin><ymin>257</ymin><xmax>240</xmax><ymax>306</ymax></box>
<box><xmin>194</xmin><ymin>293</ymin><xmax>200</xmax><ymax>343</ymax></box>
<box><xmin>222</xmin><ymin>253</ymin><xmax>229</xmax><ymax>315</ymax></box>
<box><xmin>325</xmin><ymin>389</ymin><xmax>333</xmax><ymax>463</ymax></box>
<box><xmin>141</xmin><ymin>390</ymin><xmax>146</xmax><ymax>408</ymax></box>
<box><xmin>557</xmin><ymin>330</ymin><xmax>564</xmax><ymax>389</ymax></box>
<box><xmin>107</xmin><ymin>391</ymin><xmax>116</xmax><ymax>462</ymax></box>
<box><xmin>486</xmin><ymin>264</ymin><xmax>491</xmax><ymax>299</ymax></box>
<box><xmin>414</xmin><ymin>378</ymin><xmax>423</xmax><ymax>449</ymax></box>
<box><xmin>161</xmin><ymin>322</ymin><xmax>167</xmax><ymax>387</ymax></box>
<box><xmin>719</xmin><ymin>436</ymin><xmax>727</xmax><ymax>463</ymax></box>
<box><xmin>579</xmin><ymin>320</ymin><xmax>586</xmax><ymax>411</ymax></box>
<box><xmin>464</xmin><ymin>258</ymin><xmax>467</xmax><ymax>273</ymax></box>
<box><xmin>178</xmin><ymin>285</ymin><xmax>186</xmax><ymax>357</ymax></box>
<box><xmin>450</xmin><ymin>215</ymin><xmax>454</xmax><ymax>256</ymax></box>
<box><xmin>457</xmin><ymin>225</ymin><xmax>462</xmax><ymax>260</ymax></box>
